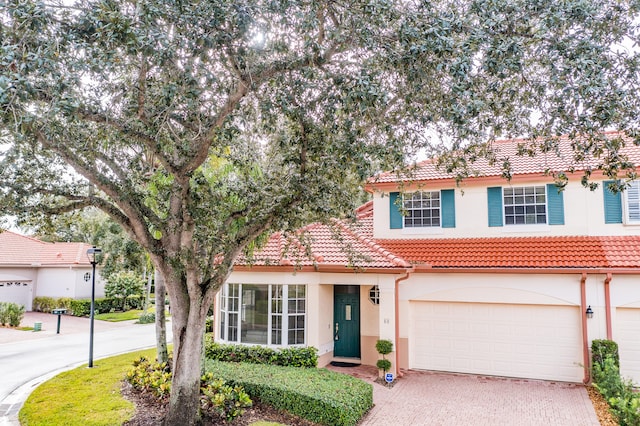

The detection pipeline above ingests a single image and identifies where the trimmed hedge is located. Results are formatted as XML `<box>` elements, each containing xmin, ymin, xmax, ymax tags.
<box><xmin>592</xmin><ymin>339</ymin><xmax>620</xmax><ymax>369</ymax></box>
<box><xmin>205</xmin><ymin>360</ymin><xmax>372</xmax><ymax>426</ymax></box>
<box><xmin>34</xmin><ymin>297</ymin><xmax>75</xmax><ymax>313</ymax></box>
<box><xmin>67</xmin><ymin>297</ymin><xmax>144</xmax><ymax>317</ymax></box>
<box><xmin>34</xmin><ymin>296</ymin><xmax>143</xmax><ymax>316</ymax></box>
<box><xmin>204</xmin><ymin>335</ymin><xmax>318</xmax><ymax>368</ymax></box>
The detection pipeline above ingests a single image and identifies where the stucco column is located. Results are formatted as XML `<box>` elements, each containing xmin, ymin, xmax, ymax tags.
<box><xmin>378</xmin><ymin>276</ymin><xmax>397</xmax><ymax>375</ymax></box>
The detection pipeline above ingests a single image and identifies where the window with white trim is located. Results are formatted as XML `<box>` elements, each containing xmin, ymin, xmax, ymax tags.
<box><xmin>219</xmin><ymin>283</ymin><xmax>306</xmax><ymax>346</ymax></box>
<box><xmin>369</xmin><ymin>285</ymin><xmax>380</xmax><ymax>305</ymax></box>
<box><xmin>624</xmin><ymin>181</ymin><xmax>640</xmax><ymax>224</ymax></box>
<box><xmin>404</xmin><ymin>191</ymin><xmax>441</xmax><ymax>227</ymax></box>
<box><xmin>503</xmin><ymin>186</ymin><xmax>547</xmax><ymax>225</ymax></box>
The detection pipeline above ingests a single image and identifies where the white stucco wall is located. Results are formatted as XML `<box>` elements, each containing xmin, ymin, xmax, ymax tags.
<box><xmin>372</xmin><ymin>179</ymin><xmax>640</xmax><ymax>239</ymax></box>
<box><xmin>0</xmin><ymin>266</ymin><xmax>105</xmax><ymax>310</ymax></box>
<box><xmin>32</xmin><ymin>267</ymin><xmax>104</xmax><ymax>300</ymax></box>
<box><xmin>218</xmin><ymin>270</ymin><xmax>397</xmax><ymax>365</ymax></box>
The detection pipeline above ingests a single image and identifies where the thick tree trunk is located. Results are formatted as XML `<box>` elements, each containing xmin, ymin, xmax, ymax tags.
<box><xmin>154</xmin><ymin>269</ymin><xmax>169</xmax><ymax>365</ymax></box>
<box><xmin>163</xmin><ymin>288</ymin><xmax>208</xmax><ymax>426</ymax></box>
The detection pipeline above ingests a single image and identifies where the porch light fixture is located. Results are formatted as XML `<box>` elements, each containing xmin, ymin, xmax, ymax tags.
<box><xmin>86</xmin><ymin>246</ymin><xmax>102</xmax><ymax>368</ymax></box>
<box><xmin>586</xmin><ymin>305</ymin><xmax>594</xmax><ymax>319</ymax></box>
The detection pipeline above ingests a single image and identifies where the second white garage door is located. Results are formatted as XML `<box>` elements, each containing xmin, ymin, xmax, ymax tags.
<box><xmin>409</xmin><ymin>301</ymin><xmax>584</xmax><ymax>382</ymax></box>
<box><xmin>615</xmin><ymin>308</ymin><xmax>640</xmax><ymax>385</ymax></box>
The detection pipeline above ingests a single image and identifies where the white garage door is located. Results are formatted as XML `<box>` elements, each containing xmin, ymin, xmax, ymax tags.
<box><xmin>615</xmin><ymin>308</ymin><xmax>640</xmax><ymax>384</ymax></box>
<box><xmin>0</xmin><ymin>281</ymin><xmax>32</xmax><ymax>310</ymax></box>
<box><xmin>409</xmin><ymin>302</ymin><xmax>584</xmax><ymax>382</ymax></box>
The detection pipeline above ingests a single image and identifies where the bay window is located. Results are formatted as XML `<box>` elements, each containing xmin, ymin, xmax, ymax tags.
<box><xmin>219</xmin><ymin>283</ymin><xmax>306</xmax><ymax>346</ymax></box>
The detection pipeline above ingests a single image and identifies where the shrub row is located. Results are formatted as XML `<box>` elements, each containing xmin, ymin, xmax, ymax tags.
<box><xmin>0</xmin><ymin>302</ymin><xmax>25</xmax><ymax>327</ymax></box>
<box><xmin>204</xmin><ymin>336</ymin><xmax>318</xmax><ymax>368</ymax></box>
<box><xmin>33</xmin><ymin>297</ymin><xmax>74</xmax><ymax>313</ymax></box>
<box><xmin>591</xmin><ymin>340</ymin><xmax>640</xmax><ymax>426</ymax></box>
<box><xmin>205</xmin><ymin>360</ymin><xmax>373</xmax><ymax>426</ymax></box>
<box><xmin>126</xmin><ymin>357</ymin><xmax>252</xmax><ymax>422</ymax></box>
<box><xmin>34</xmin><ymin>296</ymin><xmax>144</xmax><ymax>316</ymax></box>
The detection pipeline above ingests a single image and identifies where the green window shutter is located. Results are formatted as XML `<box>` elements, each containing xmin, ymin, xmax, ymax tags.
<box><xmin>603</xmin><ymin>180</ymin><xmax>623</xmax><ymax>224</ymax></box>
<box><xmin>389</xmin><ymin>192</ymin><xmax>403</xmax><ymax>229</ymax></box>
<box><xmin>487</xmin><ymin>187</ymin><xmax>503</xmax><ymax>227</ymax></box>
<box><xmin>546</xmin><ymin>184</ymin><xmax>565</xmax><ymax>225</ymax></box>
<box><xmin>441</xmin><ymin>189</ymin><xmax>456</xmax><ymax>228</ymax></box>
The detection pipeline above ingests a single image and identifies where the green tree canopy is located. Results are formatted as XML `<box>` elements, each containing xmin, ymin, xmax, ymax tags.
<box><xmin>1</xmin><ymin>0</ymin><xmax>639</xmax><ymax>424</ymax></box>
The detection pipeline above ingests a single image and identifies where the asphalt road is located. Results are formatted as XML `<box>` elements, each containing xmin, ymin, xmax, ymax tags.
<box><xmin>0</xmin><ymin>313</ymin><xmax>172</xmax><ymax>425</ymax></box>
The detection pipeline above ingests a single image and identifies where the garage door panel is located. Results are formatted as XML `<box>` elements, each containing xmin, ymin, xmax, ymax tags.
<box><xmin>0</xmin><ymin>281</ymin><xmax>32</xmax><ymax>309</ymax></box>
<box><xmin>409</xmin><ymin>301</ymin><xmax>583</xmax><ymax>382</ymax></box>
<box><xmin>615</xmin><ymin>308</ymin><xmax>640</xmax><ymax>384</ymax></box>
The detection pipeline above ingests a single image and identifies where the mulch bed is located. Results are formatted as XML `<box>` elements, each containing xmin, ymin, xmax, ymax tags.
<box><xmin>121</xmin><ymin>381</ymin><xmax>320</xmax><ymax>426</ymax></box>
<box><xmin>586</xmin><ymin>385</ymin><xmax>618</xmax><ymax>426</ymax></box>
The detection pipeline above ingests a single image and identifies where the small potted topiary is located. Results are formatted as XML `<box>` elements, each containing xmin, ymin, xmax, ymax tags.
<box><xmin>375</xmin><ymin>339</ymin><xmax>393</xmax><ymax>379</ymax></box>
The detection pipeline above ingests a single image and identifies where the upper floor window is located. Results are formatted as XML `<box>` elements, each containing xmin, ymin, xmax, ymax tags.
<box><xmin>503</xmin><ymin>186</ymin><xmax>547</xmax><ymax>225</ymax></box>
<box><xmin>389</xmin><ymin>189</ymin><xmax>456</xmax><ymax>230</ymax></box>
<box><xmin>603</xmin><ymin>179</ymin><xmax>640</xmax><ymax>225</ymax></box>
<box><xmin>488</xmin><ymin>184</ymin><xmax>564</xmax><ymax>227</ymax></box>
<box><xmin>404</xmin><ymin>191</ymin><xmax>441</xmax><ymax>228</ymax></box>
<box><xmin>625</xmin><ymin>181</ymin><xmax>640</xmax><ymax>224</ymax></box>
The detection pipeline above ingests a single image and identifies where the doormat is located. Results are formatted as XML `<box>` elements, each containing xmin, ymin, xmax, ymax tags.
<box><xmin>330</xmin><ymin>361</ymin><xmax>361</xmax><ymax>367</ymax></box>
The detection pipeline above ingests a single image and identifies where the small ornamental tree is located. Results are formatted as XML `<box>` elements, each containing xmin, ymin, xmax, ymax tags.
<box><xmin>105</xmin><ymin>271</ymin><xmax>145</xmax><ymax>311</ymax></box>
<box><xmin>375</xmin><ymin>339</ymin><xmax>394</xmax><ymax>377</ymax></box>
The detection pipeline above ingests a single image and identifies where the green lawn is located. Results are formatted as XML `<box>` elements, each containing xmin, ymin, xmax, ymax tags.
<box><xmin>19</xmin><ymin>348</ymin><xmax>288</xmax><ymax>426</ymax></box>
<box><xmin>94</xmin><ymin>307</ymin><xmax>164</xmax><ymax>322</ymax></box>
<box><xmin>19</xmin><ymin>348</ymin><xmax>157</xmax><ymax>426</ymax></box>
<box><xmin>18</xmin><ymin>341</ymin><xmax>367</xmax><ymax>426</ymax></box>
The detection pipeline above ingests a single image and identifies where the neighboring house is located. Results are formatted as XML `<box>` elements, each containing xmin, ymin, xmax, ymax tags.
<box><xmin>0</xmin><ymin>231</ymin><xmax>104</xmax><ymax>311</ymax></box>
<box><xmin>215</xmin><ymin>132</ymin><xmax>640</xmax><ymax>384</ymax></box>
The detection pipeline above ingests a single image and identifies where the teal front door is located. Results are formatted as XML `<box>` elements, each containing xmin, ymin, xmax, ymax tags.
<box><xmin>334</xmin><ymin>286</ymin><xmax>361</xmax><ymax>358</ymax></box>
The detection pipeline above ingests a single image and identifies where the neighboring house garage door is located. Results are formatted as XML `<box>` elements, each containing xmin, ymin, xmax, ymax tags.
<box><xmin>0</xmin><ymin>281</ymin><xmax>32</xmax><ymax>310</ymax></box>
<box><xmin>409</xmin><ymin>301</ymin><xmax>584</xmax><ymax>382</ymax></box>
<box><xmin>615</xmin><ymin>308</ymin><xmax>640</xmax><ymax>384</ymax></box>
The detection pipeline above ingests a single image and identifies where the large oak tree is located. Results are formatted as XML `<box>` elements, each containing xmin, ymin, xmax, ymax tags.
<box><xmin>1</xmin><ymin>0</ymin><xmax>639</xmax><ymax>423</ymax></box>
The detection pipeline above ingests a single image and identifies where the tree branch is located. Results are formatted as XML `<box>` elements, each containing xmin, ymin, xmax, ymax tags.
<box><xmin>31</xmin><ymin>127</ymin><xmax>160</xmax><ymax>251</ymax></box>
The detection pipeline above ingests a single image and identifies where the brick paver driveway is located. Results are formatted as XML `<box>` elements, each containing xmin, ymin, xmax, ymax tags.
<box><xmin>327</xmin><ymin>365</ymin><xmax>599</xmax><ymax>426</ymax></box>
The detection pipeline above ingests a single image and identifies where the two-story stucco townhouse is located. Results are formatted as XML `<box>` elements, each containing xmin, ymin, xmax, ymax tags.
<box><xmin>215</xmin><ymin>132</ymin><xmax>640</xmax><ymax>384</ymax></box>
<box><xmin>0</xmin><ymin>231</ymin><xmax>104</xmax><ymax>310</ymax></box>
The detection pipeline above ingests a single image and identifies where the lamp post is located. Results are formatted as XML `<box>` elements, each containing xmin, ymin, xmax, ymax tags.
<box><xmin>86</xmin><ymin>246</ymin><xmax>102</xmax><ymax>368</ymax></box>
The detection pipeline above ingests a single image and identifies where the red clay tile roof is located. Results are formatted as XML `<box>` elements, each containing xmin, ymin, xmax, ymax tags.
<box><xmin>236</xmin><ymin>214</ymin><xmax>411</xmax><ymax>270</ymax></box>
<box><xmin>0</xmin><ymin>230</ymin><xmax>93</xmax><ymax>266</ymax></box>
<box><xmin>380</xmin><ymin>236</ymin><xmax>640</xmax><ymax>269</ymax></box>
<box><xmin>370</xmin><ymin>132</ymin><xmax>640</xmax><ymax>184</ymax></box>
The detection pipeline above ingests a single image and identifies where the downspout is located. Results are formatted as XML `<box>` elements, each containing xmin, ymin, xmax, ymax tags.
<box><xmin>604</xmin><ymin>273</ymin><xmax>613</xmax><ymax>340</ymax></box>
<box><xmin>394</xmin><ymin>269</ymin><xmax>413</xmax><ymax>378</ymax></box>
<box><xmin>580</xmin><ymin>272</ymin><xmax>590</xmax><ymax>384</ymax></box>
